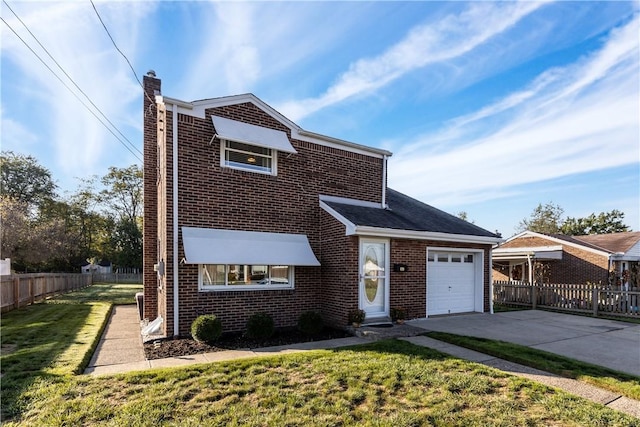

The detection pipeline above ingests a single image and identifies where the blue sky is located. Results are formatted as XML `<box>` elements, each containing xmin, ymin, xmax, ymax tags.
<box><xmin>1</xmin><ymin>1</ymin><xmax>638</xmax><ymax>237</ymax></box>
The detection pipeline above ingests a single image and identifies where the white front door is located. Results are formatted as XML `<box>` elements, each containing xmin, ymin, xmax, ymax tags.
<box><xmin>360</xmin><ymin>238</ymin><xmax>389</xmax><ymax>319</ymax></box>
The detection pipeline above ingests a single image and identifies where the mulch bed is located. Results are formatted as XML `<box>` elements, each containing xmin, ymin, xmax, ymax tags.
<box><xmin>144</xmin><ymin>327</ymin><xmax>353</xmax><ymax>360</ymax></box>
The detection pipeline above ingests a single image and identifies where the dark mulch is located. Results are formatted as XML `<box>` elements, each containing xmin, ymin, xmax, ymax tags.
<box><xmin>144</xmin><ymin>327</ymin><xmax>353</xmax><ymax>360</ymax></box>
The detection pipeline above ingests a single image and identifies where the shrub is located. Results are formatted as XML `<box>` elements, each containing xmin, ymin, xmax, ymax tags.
<box><xmin>246</xmin><ymin>312</ymin><xmax>275</xmax><ymax>340</ymax></box>
<box><xmin>348</xmin><ymin>308</ymin><xmax>366</xmax><ymax>325</ymax></box>
<box><xmin>191</xmin><ymin>314</ymin><xmax>222</xmax><ymax>344</ymax></box>
<box><xmin>298</xmin><ymin>310</ymin><xmax>324</xmax><ymax>336</ymax></box>
<box><xmin>390</xmin><ymin>307</ymin><xmax>407</xmax><ymax>322</ymax></box>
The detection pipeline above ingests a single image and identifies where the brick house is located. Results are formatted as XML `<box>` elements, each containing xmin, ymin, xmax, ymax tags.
<box><xmin>492</xmin><ymin>230</ymin><xmax>640</xmax><ymax>288</ymax></box>
<box><xmin>142</xmin><ymin>72</ymin><xmax>502</xmax><ymax>337</ymax></box>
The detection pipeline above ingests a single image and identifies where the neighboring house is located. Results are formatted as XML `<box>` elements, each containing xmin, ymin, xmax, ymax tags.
<box><xmin>492</xmin><ymin>230</ymin><xmax>640</xmax><ymax>287</ymax></box>
<box><xmin>81</xmin><ymin>260</ymin><xmax>112</xmax><ymax>274</ymax></box>
<box><xmin>142</xmin><ymin>72</ymin><xmax>502</xmax><ymax>337</ymax></box>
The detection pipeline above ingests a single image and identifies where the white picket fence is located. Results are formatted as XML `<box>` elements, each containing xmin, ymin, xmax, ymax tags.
<box><xmin>493</xmin><ymin>281</ymin><xmax>639</xmax><ymax>318</ymax></box>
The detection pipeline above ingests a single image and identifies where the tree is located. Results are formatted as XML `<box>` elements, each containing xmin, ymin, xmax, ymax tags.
<box><xmin>0</xmin><ymin>197</ymin><xmax>70</xmax><ymax>271</ymax></box>
<box><xmin>110</xmin><ymin>218</ymin><xmax>142</xmax><ymax>269</ymax></box>
<box><xmin>0</xmin><ymin>151</ymin><xmax>57</xmax><ymax>210</ymax></box>
<box><xmin>517</xmin><ymin>202</ymin><xmax>564</xmax><ymax>234</ymax></box>
<box><xmin>560</xmin><ymin>210</ymin><xmax>630</xmax><ymax>235</ymax></box>
<box><xmin>100</xmin><ymin>165</ymin><xmax>143</xmax><ymax>223</ymax></box>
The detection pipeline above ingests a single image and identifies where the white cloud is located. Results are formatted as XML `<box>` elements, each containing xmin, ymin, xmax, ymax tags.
<box><xmin>389</xmin><ymin>16</ymin><xmax>640</xmax><ymax>207</ymax></box>
<box><xmin>277</xmin><ymin>1</ymin><xmax>550</xmax><ymax>121</ymax></box>
<box><xmin>1</xmin><ymin>1</ymin><xmax>151</xmax><ymax>182</ymax></box>
<box><xmin>0</xmin><ymin>109</ymin><xmax>38</xmax><ymax>151</ymax></box>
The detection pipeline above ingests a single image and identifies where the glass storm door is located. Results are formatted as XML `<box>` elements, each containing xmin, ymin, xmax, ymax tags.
<box><xmin>359</xmin><ymin>239</ymin><xmax>389</xmax><ymax>319</ymax></box>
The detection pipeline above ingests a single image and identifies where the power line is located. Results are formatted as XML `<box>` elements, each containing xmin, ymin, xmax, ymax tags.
<box><xmin>0</xmin><ymin>15</ymin><xmax>143</xmax><ymax>163</ymax></box>
<box><xmin>2</xmin><ymin>0</ymin><xmax>143</xmax><ymax>158</ymax></box>
<box><xmin>90</xmin><ymin>0</ymin><xmax>157</xmax><ymax>108</ymax></box>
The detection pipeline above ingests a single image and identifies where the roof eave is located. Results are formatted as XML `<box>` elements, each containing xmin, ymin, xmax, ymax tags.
<box><xmin>351</xmin><ymin>226</ymin><xmax>503</xmax><ymax>245</ymax></box>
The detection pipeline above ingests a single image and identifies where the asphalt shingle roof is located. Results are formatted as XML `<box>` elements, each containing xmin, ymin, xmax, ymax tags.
<box><xmin>324</xmin><ymin>188</ymin><xmax>499</xmax><ymax>238</ymax></box>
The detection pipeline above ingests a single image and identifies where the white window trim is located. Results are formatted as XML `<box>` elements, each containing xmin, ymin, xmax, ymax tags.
<box><xmin>199</xmin><ymin>264</ymin><xmax>294</xmax><ymax>292</ymax></box>
<box><xmin>220</xmin><ymin>139</ymin><xmax>278</xmax><ymax>176</ymax></box>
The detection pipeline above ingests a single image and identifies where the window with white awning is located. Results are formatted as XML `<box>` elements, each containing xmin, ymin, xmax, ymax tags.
<box><xmin>182</xmin><ymin>227</ymin><xmax>320</xmax><ymax>266</ymax></box>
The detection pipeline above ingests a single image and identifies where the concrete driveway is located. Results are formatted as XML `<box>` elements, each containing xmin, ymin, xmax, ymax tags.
<box><xmin>409</xmin><ymin>310</ymin><xmax>640</xmax><ymax>377</ymax></box>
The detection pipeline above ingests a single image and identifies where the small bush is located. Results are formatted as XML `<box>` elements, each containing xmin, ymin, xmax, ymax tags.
<box><xmin>246</xmin><ymin>312</ymin><xmax>275</xmax><ymax>340</ymax></box>
<box><xmin>348</xmin><ymin>308</ymin><xmax>366</xmax><ymax>325</ymax></box>
<box><xmin>298</xmin><ymin>311</ymin><xmax>324</xmax><ymax>336</ymax></box>
<box><xmin>191</xmin><ymin>314</ymin><xmax>222</xmax><ymax>344</ymax></box>
<box><xmin>390</xmin><ymin>307</ymin><xmax>406</xmax><ymax>322</ymax></box>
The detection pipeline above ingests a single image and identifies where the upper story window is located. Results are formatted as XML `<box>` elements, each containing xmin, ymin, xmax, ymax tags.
<box><xmin>222</xmin><ymin>140</ymin><xmax>276</xmax><ymax>174</ymax></box>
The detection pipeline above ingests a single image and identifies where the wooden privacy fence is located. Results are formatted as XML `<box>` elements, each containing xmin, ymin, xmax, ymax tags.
<box><xmin>493</xmin><ymin>280</ymin><xmax>640</xmax><ymax>319</ymax></box>
<box><xmin>1</xmin><ymin>273</ymin><xmax>92</xmax><ymax>313</ymax></box>
<box><xmin>91</xmin><ymin>273</ymin><xmax>142</xmax><ymax>284</ymax></box>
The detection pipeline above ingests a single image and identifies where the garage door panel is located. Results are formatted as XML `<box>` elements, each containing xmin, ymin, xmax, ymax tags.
<box><xmin>427</xmin><ymin>251</ymin><xmax>477</xmax><ymax>316</ymax></box>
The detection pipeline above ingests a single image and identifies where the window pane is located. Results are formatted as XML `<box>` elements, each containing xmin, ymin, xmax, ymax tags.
<box><xmin>202</xmin><ymin>265</ymin><xmax>225</xmax><ymax>286</ymax></box>
<box><xmin>270</xmin><ymin>266</ymin><xmax>290</xmax><ymax>284</ymax></box>
<box><xmin>464</xmin><ymin>255</ymin><xmax>474</xmax><ymax>263</ymax></box>
<box><xmin>227</xmin><ymin>141</ymin><xmax>271</xmax><ymax>156</ymax></box>
<box><xmin>227</xmin><ymin>264</ymin><xmax>244</xmax><ymax>285</ymax></box>
<box><xmin>437</xmin><ymin>254</ymin><xmax>449</xmax><ymax>262</ymax></box>
<box><xmin>451</xmin><ymin>255</ymin><xmax>461</xmax><ymax>263</ymax></box>
<box><xmin>428</xmin><ymin>253</ymin><xmax>434</xmax><ymax>262</ymax></box>
<box><xmin>226</xmin><ymin>150</ymin><xmax>271</xmax><ymax>172</ymax></box>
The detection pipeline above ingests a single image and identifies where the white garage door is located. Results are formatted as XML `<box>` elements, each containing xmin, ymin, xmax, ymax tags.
<box><xmin>427</xmin><ymin>251</ymin><xmax>476</xmax><ymax>316</ymax></box>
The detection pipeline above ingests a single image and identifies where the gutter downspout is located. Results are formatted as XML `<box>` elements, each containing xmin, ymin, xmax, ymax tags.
<box><xmin>381</xmin><ymin>155</ymin><xmax>388</xmax><ymax>208</ymax></box>
<box><xmin>172</xmin><ymin>106</ymin><xmax>179</xmax><ymax>337</ymax></box>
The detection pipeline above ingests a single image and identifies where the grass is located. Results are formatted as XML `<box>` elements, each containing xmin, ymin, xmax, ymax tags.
<box><xmin>0</xmin><ymin>282</ymin><xmax>142</xmax><ymax>421</ymax></box>
<box><xmin>2</xmin><ymin>285</ymin><xmax>638</xmax><ymax>426</ymax></box>
<box><xmin>426</xmin><ymin>332</ymin><xmax>640</xmax><ymax>401</ymax></box>
<box><xmin>6</xmin><ymin>340</ymin><xmax>638</xmax><ymax>426</ymax></box>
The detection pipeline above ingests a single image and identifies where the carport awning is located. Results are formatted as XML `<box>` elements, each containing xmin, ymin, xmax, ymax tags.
<box><xmin>211</xmin><ymin>115</ymin><xmax>297</xmax><ymax>153</ymax></box>
<box><xmin>182</xmin><ymin>227</ymin><xmax>320</xmax><ymax>266</ymax></box>
<box><xmin>493</xmin><ymin>245</ymin><xmax>563</xmax><ymax>261</ymax></box>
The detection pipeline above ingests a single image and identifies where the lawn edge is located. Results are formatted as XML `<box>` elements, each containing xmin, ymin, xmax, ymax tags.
<box><xmin>425</xmin><ymin>331</ymin><xmax>640</xmax><ymax>400</ymax></box>
<box><xmin>74</xmin><ymin>302</ymin><xmax>114</xmax><ymax>375</ymax></box>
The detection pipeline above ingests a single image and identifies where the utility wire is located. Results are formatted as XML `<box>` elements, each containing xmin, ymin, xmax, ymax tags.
<box><xmin>0</xmin><ymin>16</ymin><xmax>143</xmax><ymax>163</ymax></box>
<box><xmin>2</xmin><ymin>0</ymin><xmax>143</xmax><ymax>157</ymax></box>
<box><xmin>90</xmin><ymin>0</ymin><xmax>157</xmax><ymax>108</ymax></box>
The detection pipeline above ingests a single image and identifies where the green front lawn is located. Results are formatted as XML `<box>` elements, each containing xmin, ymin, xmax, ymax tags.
<box><xmin>1</xmin><ymin>283</ymin><xmax>638</xmax><ymax>426</ymax></box>
<box><xmin>0</xmin><ymin>282</ymin><xmax>142</xmax><ymax>421</ymax></box>
<box><xmin>427</xmin><ymin>332</ymin><xmax>640</xmax><ymax>401</ymax></box>
<box><xmin>6</xmin><ymin>340</ymin><xmax>638</xmax><ymax>426</ymax></box>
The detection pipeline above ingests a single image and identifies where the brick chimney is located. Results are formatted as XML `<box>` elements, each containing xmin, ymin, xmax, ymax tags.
<box><xmin>142</xmin><ymin>71</ymin><xmax>160</xmax><ymax>320</ymax></box>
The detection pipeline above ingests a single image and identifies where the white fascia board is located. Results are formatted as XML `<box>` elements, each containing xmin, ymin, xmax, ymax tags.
<box><xmin>159</xmin><ymin>94</ymin><xmax>392</xmax><ymax>159</ymax></box>
<box><xmin>319</xmin><ymin>201</ymin><xmax>357</xmax><ymax>235</ymax></box>
<box><xmin>294</xmin><ymin>128</ymin><xmax>392</xmax><ymax>158</ymax></box>
<box><xmin>504</xmin><ymin>231</ymin><xmax>611</xmax><ymax>257</ymax></box>
<box><xmin>493</xmin><ymin>245</ymin><xmax>563</xmax><ymax>254</ymax></box>
<box><xmin>352</xmin><ymin>226</ymin><xmax>502</xmax><ymax>245</ymax></box>
<box><xmin>319</xmin><ymin>195</ymin><xmax>381</xmax><ymax>209</ymax></box>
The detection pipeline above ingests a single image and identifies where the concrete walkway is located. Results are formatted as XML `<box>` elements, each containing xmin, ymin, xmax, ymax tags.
<box><xmin>84</xmin><ymin>306</ymin><xmax>640</xmax><ymax>418</ymax></box>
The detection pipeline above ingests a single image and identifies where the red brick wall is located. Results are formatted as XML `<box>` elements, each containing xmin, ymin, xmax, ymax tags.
<box><xmin>142</xmin><ymin>74</ymin><xmax>160</xmax><ymax>320</ymax></box>
<box><xmin>493</xmin><ymin>235</ymin><xmax>609</xmax><ymax>285</ymax></box>
<box><xmin>151</xmin><ymin>99</ymin><xmax>384</xmax><ymax>335</ymax></box>
<box><xmin>319</xmin><ymin>210</ymin><xmax>359</xmax><ymax>326</ymax></box>
<box><xmin>144</xmin><ymin>79</ymin><xmax>494</xmax><ymax>335</ymax></box>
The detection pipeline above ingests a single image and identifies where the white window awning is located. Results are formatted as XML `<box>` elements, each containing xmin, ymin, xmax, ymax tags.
<box><xmin>211</xmin><ymin>115</ymin><xmax>297</xmax><ymax>154</ymax></box>
<box><xmin>182</xmin><ymin>227</ymin><xmax>320</xmax><ymax>266</ymax></box>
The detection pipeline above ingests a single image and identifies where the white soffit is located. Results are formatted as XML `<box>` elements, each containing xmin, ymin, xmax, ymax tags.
<box><xmin>182</xmin><ymin>227</ymin><xmax>320</xmax><ymax>266</ymax></box>
<box><xmin>211</xmin><ymin>115</ymin><xmax>297</xmax><ymax>154</ymax></box>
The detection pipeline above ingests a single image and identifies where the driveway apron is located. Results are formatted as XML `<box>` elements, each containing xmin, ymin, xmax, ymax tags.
<box><xmin>409</xmin><ymin>309</ymin><xmax>640</xmax><ymax>377</ymax></box>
